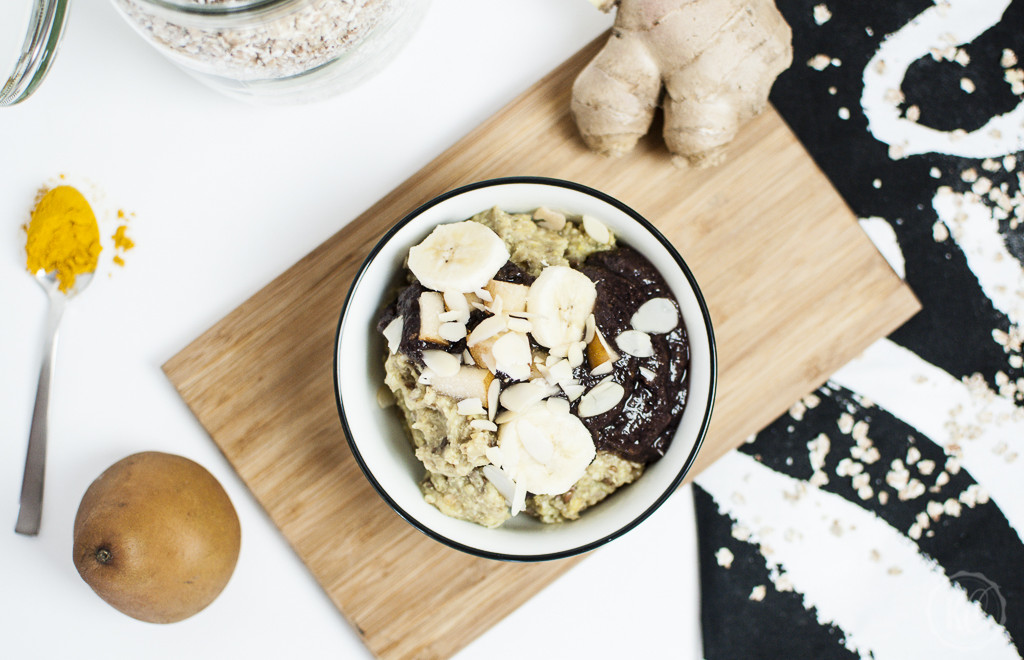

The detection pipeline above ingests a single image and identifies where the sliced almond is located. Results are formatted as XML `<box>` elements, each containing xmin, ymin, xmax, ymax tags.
<box><xmin>482</xmin><ymin>464</ymin><xmax>515</xmax><ymax>504</ymax></box>
<box><xmin>484</xmin><ymin>280</ymin><xmax>530</xmax><ymax>314</ymax></box>
<box><xmin>549</xmin><ymin>343</ymin><xmax>569</xmax><ymax>359</ymax></box>
<box><xmin>578</xmin><ymin>381</ymin><xmax>625</xmax><ymax>418</ymax></box>
<box><xmin>443</xmin><ymin>289</ymin><xmax>471</xmax><ymax>318</ymax></box>
<box><xmin>630</xmin><ymin>297</ymin><xmax>678</xmax><ymax>334</ymax></box>
<box><xmin>567</xmin><ymin>341</ymin><xmax>586</xmax><ymax>369</ymax></box>
<box><xmin>546</xmin><ymin>358</ymin><xmax>574</xmax><ymax>385</ymax></box>
<box><xmin>584</xmin><ymin>314</ymin><xmax>596</xmax><ymax>344</ymax></box>
<box><xmin>487</xmin><ymin>378</ymin><xmax>501</xmax><ymax>419</ymax></box>
<box><xmin>492</xmin><ymin>332</ymin><xmax>531</xmax><ymax>363</ymax></box>
<box><xmin>533</xmin><ymin>206</ymin><xmax>566</xmax><ymax>231</ymax></box>
<box><xmin>471</xmin><ymin>419</ymin><xmax>499</xmax><ymax>435</ymax></box>
<box><xmin>456</xmin><ymin>397</ymin><xmax>487</xmax><ymax>416</ymax></box>
<box><xmin>639</xmin><ymin>366</ymin><xmax>657</xmax><ymax>381</ymax></box>
<box><xmin>502</xmin><ymin>363</ymin><xmax>532</xmax><ymax>382</ymax></box>
<box><xmin>507</xmin><ymin>317</ymin><xmax>532</xmax><ymax>334</ymax></box>
<box><xmin>616</xmin><ymin>330</ymin><xmax>654</xmax><ymax>358</ymax></box>
<box><xmin>511</xmin><ymin>480</ymin><xmax>527</xmax><ymax>516</ymax></box>
<box><xmin>466</xmin><ymin>314</ymin><xmax>507</xmax><ymax>347</ymax></box>
<box><xmin>439</xmin><ymin>321</ymin><xmax>467</xmax><ymax>342</ymax></box>
<box><xmin>382</xmin><ymin>316</ymin><xmax>403</xmax><ymax>354</ymax></box>
<box><xmin>488</xmin><ymin>294</ymin><xmax>504</xmax><ymax>316</ymax></box>
<box><xmin>582</xmin><ymin>214</ymin><xmax>611</xmax><ymax>244</ymax></box>
<box><xmin>471</xmin><ymin>419</ymin><xmax>498</xmax><ymax>432</ymax></box>
<box><xmin>587</xmin><ymin>327</ymin><xmax>619</xmax><ymax>369</ymax></box>
<box><xmin>590</xmin><ymin>361</ymin><xmax>614</xmax><ymax>376</ymax></box>
<box><xmin>500</xmin><ymin>380</ymin><xmax>550</xmax><ymax>412</ymax></box>
<box><xmin>430</xmin><ymin>365</ymin><xmax>494</xmax><ymax>401</ymax></box>
<box><xmin>492</xmin><ymin>332</ymin><xmax>532</xmax><ymax>381</ymax></box>
<box><xmin>422</xmin><ymin>350</ymin><xmax>461</xmax><ymax>377</ymax></box>
<box><xmin>475</xmin><ymin>288</ymin><xmax>493</xmax><ymax>302</ymax></box>
<box><xmin>418</xmin><ymin>291</ymin><xmax>448</xmax><ymax>345</ymax></box>
<box><xmin>494</xmin><ymin>409</ymin><xmax>521</xmax><ymax>424</ymax></box>
<box><xmin>438</xmin><ymin>310</ymin><xmax>465</xmax><ymax>323</ymax></box>
<box><xmin>561</xmin><ymin>382</ymin><xmax>586</xmax><ymax>401</ymax></box>
<box><xmin>485</xmin><ymin>446</ymin><xmax>504</xmax><ymax>466</ymax></box>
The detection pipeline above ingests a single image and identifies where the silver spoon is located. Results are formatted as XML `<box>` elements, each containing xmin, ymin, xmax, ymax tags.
<box><xmin>15</xmin><ymin>268</ymin><xmax>93</xmax><ymax>536</ymax></box>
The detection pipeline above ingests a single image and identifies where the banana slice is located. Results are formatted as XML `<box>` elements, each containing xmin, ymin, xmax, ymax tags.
<box><xmin>526</xmin><ymin>266</ymin><xmax>597</xmax><ymax>350</ymax></box>
<box><xmin>408</xmin><ymin>221</ymin><xmax>510</xmax><ymax>293</ymax></box>
<box><xmin>496</xmin><ymin>401</ymin><xmax>596</xmax><ymax>496</ymax></box>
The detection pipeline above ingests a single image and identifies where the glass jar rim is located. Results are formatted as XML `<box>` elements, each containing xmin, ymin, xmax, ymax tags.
<box><xmin>127</xmin><ymin>0</ymin><xmax>298</xmax><ymax>16</ymax></box>
<box><xmin>1</xmin><ymin>0</ymin><xmax>70</xmax><ymax>107</ymax></box>
<box><xmin>112</xmin><ymin>0</ymin><xmax>319</xmax><ymax>28</ymax></box>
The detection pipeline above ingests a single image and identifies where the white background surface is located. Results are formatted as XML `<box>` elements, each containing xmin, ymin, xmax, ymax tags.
<box><xmin>0</xmin><ymin>2</ymin><xmax>703</xmax><ymax>658</ymax></box>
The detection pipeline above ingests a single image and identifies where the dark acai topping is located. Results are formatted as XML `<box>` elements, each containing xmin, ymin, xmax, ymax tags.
<box><xmin>492</xmin><ymin>261</ymin><xmax>535</xmax><ymax>285</ymax></box>
<box><xmin>575</xmin><ymin>245</ymin><xmax>690</xmax><ymax>463</ymax></box>
<box><xmin>376</xmin><ymin>281</ymin><xmax>467</xmax><ymax>367</ymax></box>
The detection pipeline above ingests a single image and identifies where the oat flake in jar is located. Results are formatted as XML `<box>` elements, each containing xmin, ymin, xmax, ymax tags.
<box><xmin>111</xmin><ymin>0</ymin><xmax>430</xmax><ymax>103</ymax></box>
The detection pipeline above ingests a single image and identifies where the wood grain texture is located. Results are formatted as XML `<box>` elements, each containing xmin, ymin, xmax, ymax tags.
<box><xmin>163</xmin><ymin>36</ymin><xmax>920</xmax><ymax>660</ymax></box>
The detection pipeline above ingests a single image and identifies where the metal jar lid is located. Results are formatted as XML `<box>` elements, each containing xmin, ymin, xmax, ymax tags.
<box><xmin>1</xmin><ymin>0</ymin><xmax>70</xmax><ymax>107</ymax></box>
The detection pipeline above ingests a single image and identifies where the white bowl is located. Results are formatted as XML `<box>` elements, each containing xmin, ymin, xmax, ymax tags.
<box><xmin>334</xmin><ymin>177</ymin><xmax>716</xmax><ymax>561</ymax></box>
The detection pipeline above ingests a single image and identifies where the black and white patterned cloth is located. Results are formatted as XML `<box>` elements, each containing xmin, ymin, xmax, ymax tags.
<box><xmin>694</xmin><ymin>1</ymin><xmax>1024</xmax><ymax>657</ymax></box>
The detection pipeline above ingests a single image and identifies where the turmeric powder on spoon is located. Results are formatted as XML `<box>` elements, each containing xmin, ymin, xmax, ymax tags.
<box><xmin>25</xmin><ymin>185</ymin><xmax>102</xmax><ymax>293</ymax></box>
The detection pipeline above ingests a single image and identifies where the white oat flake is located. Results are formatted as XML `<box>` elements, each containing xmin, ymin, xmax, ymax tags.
<box><xmin>807</xmin><ymin>54</ymin><xmax>833</xmax><ymax>71</ymax></box>
<box><xmin>812</xmin><ymin>4</ymin><xmax>831</xmax><ymax>25</ymax></box>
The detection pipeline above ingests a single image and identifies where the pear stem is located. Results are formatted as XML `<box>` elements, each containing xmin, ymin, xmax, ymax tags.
<box><xmin>95</xmin><ymin>547</ymin><xmax>112</xmax><ymax>564</ymax></box>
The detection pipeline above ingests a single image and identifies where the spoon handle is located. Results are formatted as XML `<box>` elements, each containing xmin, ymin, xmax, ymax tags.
<box><xmin>15</xmin><ymin>296</ymin><xmax>66</xmax><ymax>536</ymax></box>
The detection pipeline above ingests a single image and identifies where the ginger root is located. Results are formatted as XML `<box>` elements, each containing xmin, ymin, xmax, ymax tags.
<box><xmin>572</xmin><ymin>0</ymin><xmax>793</xmax><ymax>168</ymax></box>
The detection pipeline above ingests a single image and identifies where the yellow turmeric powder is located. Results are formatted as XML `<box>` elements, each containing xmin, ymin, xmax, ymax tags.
<box><xmin>111</xmin><ymin>210</ymin><xmax>135</xmax><ymax>268</ymax></box>
<box><xmin>25</xmin><ymin>186</ymin><xmax>101</xmax><ymax>293</ymax></box>
<box><xmin>112</xmin><ymin>224</ymin><xmax>134</xmax><ymax>251</ymax></box>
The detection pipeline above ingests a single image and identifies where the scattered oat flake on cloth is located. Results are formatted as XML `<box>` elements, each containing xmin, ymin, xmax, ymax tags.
<box><xmin>813</xmin><ymin>4</ymin><xmax>831</xmax><ymax>25</ymax></box>
<box><xmin>807</xmin><ymin>53</ymin><xmax>833</xmax><ymax>70</ymax></box>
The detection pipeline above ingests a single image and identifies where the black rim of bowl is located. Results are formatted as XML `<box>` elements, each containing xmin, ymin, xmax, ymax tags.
<box><xmin>333</xmin><ymin>176</ymin><xmax>718</xmax><ymax>562</ymax></box>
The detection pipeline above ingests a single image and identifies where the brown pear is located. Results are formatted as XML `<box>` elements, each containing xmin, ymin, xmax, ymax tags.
<box><xmin>72</xmin><ymin>451</ymin><xmax>241</xmax><ymax>624</ymax></box>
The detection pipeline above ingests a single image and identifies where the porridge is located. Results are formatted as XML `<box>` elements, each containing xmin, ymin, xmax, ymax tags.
<box><xmin>376</xmin><ymin>207</ymin><xmax>690</xmax><ymax>527</ymax></box>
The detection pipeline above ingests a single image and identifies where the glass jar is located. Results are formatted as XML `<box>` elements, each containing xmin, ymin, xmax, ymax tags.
<box><xmin>110</xmin><ymin>0</ymin><xmax>430</xmax><ymax>103</ymax></box>
<box><xmin>1</xmin><ymin>0</ymin><xmax>70</xmax><ymax>107</ymax></box>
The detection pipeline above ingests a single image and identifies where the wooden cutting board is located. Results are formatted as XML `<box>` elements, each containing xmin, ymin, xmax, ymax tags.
<box><xmin>163</xmin><ymin>36</ymin><xmax>919</xmax><ymax>660</ymax></box>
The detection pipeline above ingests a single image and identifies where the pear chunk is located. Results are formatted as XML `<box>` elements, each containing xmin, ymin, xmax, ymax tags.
<box><xmin>586</xmin><ymin>327</ymin><xmax>619</xmax><ymax>372</ymax></box>
<box><xmin>483</xmin><ymin>280</ymin><xmax>531</xmax><ymax>314</ymax></box>
<box><xmin>418</xmin><ymin>291</ymin><xmax>448</xmax><ymax>345</ymax></box>
<box><xmin>430</xmin><ymin>365</ymin><xmax>495</xmax><ymax>403</ymax></box>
